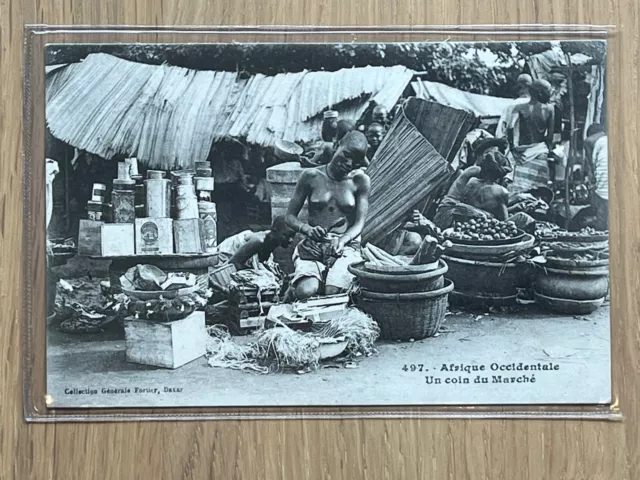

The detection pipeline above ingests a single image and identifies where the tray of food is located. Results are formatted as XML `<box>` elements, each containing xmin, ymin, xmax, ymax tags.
<box><xmin>539</xmin><ymin>227</ymin><xmax>609</xmax><ymax>243</ymax></box>
<box><xmin>444</xmin><ymin>219</ymin><xmax>525</xmax><ymax>245</ymax></box>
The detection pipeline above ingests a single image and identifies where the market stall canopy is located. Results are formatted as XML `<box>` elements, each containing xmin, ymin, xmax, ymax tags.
<box><xmin>45</xmin><ymin>53</ymin><xmax>415</xmax><ymax>170</ymax></box>
<box><xmin>411</xmin><ymin>79</ymin><xmax>516</xmax><ymax>120</ymax></box>
<box><xmin>525</xmin><ymin>46</ymin><xmax>593</xmax><ymax>105</ymax></box>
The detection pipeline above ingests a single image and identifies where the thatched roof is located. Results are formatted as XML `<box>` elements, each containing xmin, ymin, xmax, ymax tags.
<box><xmin>46</xmin><ymin>53</ymin><xmax>414</xmax><ymax>169</ymax></box>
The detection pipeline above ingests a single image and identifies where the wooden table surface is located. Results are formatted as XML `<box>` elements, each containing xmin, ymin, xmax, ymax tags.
<box><xmin>2</xmin><ymin>0</ymin><xmax>638</xmax><ymax>479</ymax></box>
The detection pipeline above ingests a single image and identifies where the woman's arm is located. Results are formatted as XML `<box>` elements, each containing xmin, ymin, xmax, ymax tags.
<box><xmin>285</xmin><ymin>169</ymin><xmax>314</xmax><ymax>236</ymax></box>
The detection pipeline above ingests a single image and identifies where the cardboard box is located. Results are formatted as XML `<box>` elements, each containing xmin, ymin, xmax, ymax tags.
<box><xmin>77</xmin><ymin>219</ymin><xmax>104</xmax><ymax>256</ymax></box>
<box><xmin>174</xmin><ymin>218</ymin><xmax>203</xmax><ymax>254</ymax></box>
<box><xmin>101</xmin><ymin>223</ymin><xmax>135</xmax><ymax>257</ymax></box>
<box><xmin>124</xmin><ymin>311</ymin><xmax>206</xmax><ymax>369</ymax></box>
<box><xmin>135</xmin><ymin>218</ymin><xmax>173</xmax><ymax>255</ymax></box>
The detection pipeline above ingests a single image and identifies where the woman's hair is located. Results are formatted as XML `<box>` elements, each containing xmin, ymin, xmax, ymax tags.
<box><xmin>336</xmin><ymin>119</ymin><xmax>356</xmax><ymax>141</ymax></box>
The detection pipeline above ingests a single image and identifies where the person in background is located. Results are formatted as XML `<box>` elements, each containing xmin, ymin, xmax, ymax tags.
<box><xmin>433</xmin><ymin>150</ymin><xmax>535</xmax><ymax>232</ymax></box>
<box><xmin>311</xmin><ymin>120</ymin><xmax>371</xmax><ymax>167</ymax></box>
<box><xmin>584</xmin><ymin>123</ymin><xmax>609</xmax><ymax>230</ymax></box>
<box><xmin>217</xmin><ymin>215</ymin><xmax>296</xmax><ymax>272</ymax></box>
<box><xmin>496</xmin><ymin>74</ymin><xmax>532</xmax><ymax>140</ymax></box>
<box><xmin>365</xmin><ymin>123</ymin><xmax>385</xmax><ymax>159</ymax></box>
<box><xmin>285</xmin><ymin>131</ymin><xmax>370</xmax><ymax>300</ymax></box>
<box><xmin>371</xmin><ymin>105</ymin><xmax>389</xmax><ymax>130</ymax></box>
<box><xmin>507</xmin><ymin>79</ymin><xmax>556</xmax><ymax>193</ymax></box>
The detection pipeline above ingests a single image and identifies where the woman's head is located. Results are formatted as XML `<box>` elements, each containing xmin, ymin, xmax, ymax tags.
<box><xmin>330</xmin><ymin>131</ymin><xmax>368</xmax><ymax>175</ymax></box>
<box><xmin>478</xmin><ymin>151</ymin><xmax>512</xmax><ymax>182</ymax></box>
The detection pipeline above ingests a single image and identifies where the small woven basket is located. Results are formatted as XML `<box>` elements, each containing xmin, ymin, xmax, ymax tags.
<box><xmin>354</xmin><ymin>280</ymin><xmax>454</xmax><ymax>341</ymax></box>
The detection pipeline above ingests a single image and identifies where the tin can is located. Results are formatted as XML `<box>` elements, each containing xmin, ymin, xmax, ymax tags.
<box><xmin>198</xmin><ymin>202</ymin><xmax>217</xmax><ymax>252</ymax></box>
<box><xmin>145</xmin><ymin>178</ymin><xmax>171</xmax><ymax>218</ymax></box>
<box><xmin>175</xmin><ymin>184</ymin><xmax>199</xmax><ymax>219</ymax></box>
<box><xmin>113</xmin><ymin>178</ymin><xmax>136</xmax><ymax>191</ymax></box>
<box><xmin>171</xmin><ymin>171</ymin><xmax>194</xmax><ymax>187</ymax></box>
<box><xmin>125</xmin><ymin>157</ymin><xmax>139</xmax><ymax>177</ymax></box>
<box><xmin>117</xmin><ymin>162</ymin><xmax>131</xmax><ymax>180</ymax></box>
<box><xmin>147</xmin><ymin>170</ymin><xmax>166</xmax><ymax>180</ymax></box>
<box><xmin>196</xmin><ymin>166</ymin><xmax>212</xmax><ymax>177</ymax></box>
<box><xmin>87</xmin><ymin>200</ymin><xmax>104</xmax><ymax>221</ymax></box>
<box><xmin>91</xmin><ymin>183</ymin><xmax>107</xmax><ymax>203</ymax></box>
<box><xmin>112</xmin><ymin>189</ymin><xmax>136</xmax><ymax>223</ymax></box>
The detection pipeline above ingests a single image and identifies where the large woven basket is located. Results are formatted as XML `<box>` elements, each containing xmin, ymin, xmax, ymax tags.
<box><xmin>354</xmin><ymin>279</ymin><xmax>454</xmax><ymax>341</ymax></box>
<box><xmin>348</xmin><ymin>260</ymin><xmax>448</xmax><ymax>293</ymax></box>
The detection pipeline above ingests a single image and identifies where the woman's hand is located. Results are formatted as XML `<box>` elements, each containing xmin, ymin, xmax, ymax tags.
<box><xmin>303</xmin><ymin>225</ymin><xmax>327</xmax><ymax>242</ymax></box>
<box><xmin>330</xmin><ymin>236</ymin><xmax>348</xmax><ymax>256</ymax></box>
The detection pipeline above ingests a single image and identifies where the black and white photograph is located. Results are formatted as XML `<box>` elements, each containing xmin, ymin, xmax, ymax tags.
<box><xmin>43</xmin><ymin>39</ymin><xmax>611</xmax><ymax>408</ymax></box>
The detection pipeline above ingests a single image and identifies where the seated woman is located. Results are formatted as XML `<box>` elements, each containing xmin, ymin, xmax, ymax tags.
<box><xmin>434</xmin><ymin>151</ymin><xmax>535</xmax><ymax>232</ymax></box>
<box><xmin>285</xmin><ymin>131</ymin><xmax>371</xmax><ymax>300</ymax></box>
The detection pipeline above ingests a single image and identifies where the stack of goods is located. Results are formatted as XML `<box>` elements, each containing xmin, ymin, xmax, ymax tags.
<box><xmin>441</xmin><ymin>218</ymin><xmax>536</xmax><ymax>308</ymax></box>
<box><xmin>86</xmin><ymin>183</ymin><xmax>106</xmax><ymax>221</ymax></box>
<box><xmin>119</xmin><ymin>265</ymin><xmax>208</xmax><ymax>369</ymax></box>
<box><xmin>535</xmin><ymin>227</ymin><xmax>610</xmax><ymax>314</ymax></box>
<box><xmin>79</xmin><ymin>162</ymin><xmax>137</xmax><ymax>257</ymax></box>
<box><xmin>223</xmin><ymin>269</ymin><xmax>282</xmax><ymax>334</ymax></box>
<box><xmin>348</xmin><ymin>239</ymin><xmax>453</xmax><ymax>341</ymax></box>
<box><xmin>194</xmin><ymin>163</ymin><xmax>217</xmax><ymax>254</ymax></box>
<box><xmin>77</xmin><ymin>165</ymin><xmax>218</xmax><ymax>258</ymax></box>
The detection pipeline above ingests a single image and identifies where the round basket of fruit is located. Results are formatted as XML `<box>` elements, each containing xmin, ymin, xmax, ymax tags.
<box><xmin>539</xmin><ymin>226</ymin><xmax>609</xmax><ymax>244</ymax></box>
<box><xmin>444</xmin><ymin>218</ymin><xmax>526</xmax><ymax>246</ymax></box>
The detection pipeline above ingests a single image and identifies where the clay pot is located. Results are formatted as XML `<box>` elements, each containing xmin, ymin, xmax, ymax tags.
<box><xmin>534</xmin><ymin>266</ymin><xmax>609</xmax><ymax>301</ymax></box>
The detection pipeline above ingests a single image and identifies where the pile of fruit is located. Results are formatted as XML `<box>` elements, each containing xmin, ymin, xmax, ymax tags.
<box><xmin>361</xmin><ymin>244</ymin><xmax>409</xmax><ymax>266</ymax></box>
<box><xmin>444</xmin><ymin>218</ymin><xmax>520</xmax><ymax>242</ymax></box>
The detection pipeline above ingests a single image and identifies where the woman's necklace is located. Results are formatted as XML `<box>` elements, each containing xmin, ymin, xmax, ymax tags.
<box><xmin>325</xmin><ymin>165</ymin><xmax>340</xmax><ymax>182</ymax></box>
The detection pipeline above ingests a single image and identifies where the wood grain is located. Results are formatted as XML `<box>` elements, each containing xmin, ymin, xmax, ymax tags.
<box><xmin>1</xmin><ymin>0</ymin><xmax>638</xmax><ymax>479</ymax></box>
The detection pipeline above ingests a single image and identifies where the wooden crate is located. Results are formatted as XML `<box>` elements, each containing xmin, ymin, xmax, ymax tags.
<box><xmin>78</xmin><ymin>219</ymin><xmax>104</xmax><ymax>256</ymax></box>
<box><xmin>101</xmin><ymin>223</ymin><xmax>135</xmax><ymax>257</ymax></box>
<box><xmin>124</xmin><ymin>311</ymin><xmax>206</xmax><ymax>369</ymax></box>
<box><xmin>174</xmin><ymin>218</ymin><xmax>203</xmax><ymax>253</ymax></box>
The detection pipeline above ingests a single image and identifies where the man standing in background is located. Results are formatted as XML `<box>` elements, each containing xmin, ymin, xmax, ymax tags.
<box><xmin>494</xmin><ymin>74</ymin><xmax>532</xmax><ymax>185</ymax></box>
<box><xmin>495</xmin><ymin>73</ymin><xmax>533</xmax><ymax>140</ymax></box>
<box><xmin>584</xmin><ymin>123</ymin><xmax>609</xmax><ymax>230</ymax></box>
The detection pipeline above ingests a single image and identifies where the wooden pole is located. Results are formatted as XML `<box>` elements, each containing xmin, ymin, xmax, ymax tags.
<box><xmin>564</xmin><ymin>53</ymin><xmax>576</xmax><ymax>229</ymax></box>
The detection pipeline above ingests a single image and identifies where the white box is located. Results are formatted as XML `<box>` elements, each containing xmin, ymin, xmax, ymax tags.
<box><xmin>124</xmin><ymin>311</ymin><xmax>206</xmax><ymax>369</ymax></box>
<box><xmin>101</xmin><ymin>223</ymin><xmax>135</xmax><ymax>256</ymax></box>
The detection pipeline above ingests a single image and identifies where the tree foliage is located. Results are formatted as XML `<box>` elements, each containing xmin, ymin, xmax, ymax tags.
<box><xmin>47</xmin><ymin>40</ymin><xmax>605</xmax><ymax>105</ymax></box>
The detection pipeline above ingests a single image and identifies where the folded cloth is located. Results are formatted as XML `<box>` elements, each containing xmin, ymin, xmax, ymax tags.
<box><xmin>293</xmin><ymin>236</ymin><xmax>362</xmax><ymax>291</ymax></box>
<box><xmin>510</xmin><ymin>142</ymin><xmax>550</xmax><ymax>194</ymax></box>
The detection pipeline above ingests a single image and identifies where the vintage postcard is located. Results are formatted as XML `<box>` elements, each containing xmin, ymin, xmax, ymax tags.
<box><xmin>43</xmin><ymin>39</ymin><xmax>610</xmax><ymax>408</ymax></box>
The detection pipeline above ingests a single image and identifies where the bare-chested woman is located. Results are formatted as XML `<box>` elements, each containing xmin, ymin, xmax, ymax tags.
<box><xmin>285</xmin><ymin>131</ymin><xmax>371</xmax><ymax>300</ymax></box>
